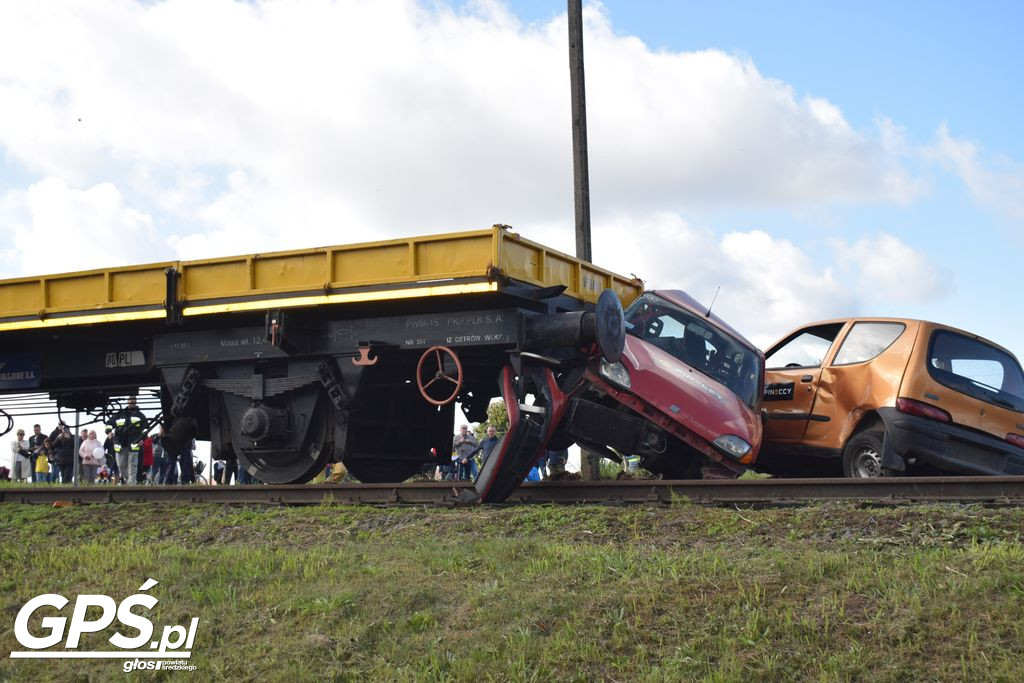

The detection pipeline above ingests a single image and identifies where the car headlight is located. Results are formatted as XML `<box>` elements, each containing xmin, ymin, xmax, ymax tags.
<box><xmin>713</xmin><ymin>434</ymin><xmax>751</xmax><ymax>459</ymax></box>
<box><xmin>599</xmin><ymin>359</ymin><xmax>631</xmax><ymax>389</ymax></box>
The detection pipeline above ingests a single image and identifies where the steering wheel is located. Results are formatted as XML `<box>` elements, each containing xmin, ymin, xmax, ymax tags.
<box><xmin>416</xmin><ymin>346</ymin><xmax>464</xmax><ymax>406</ymax></box>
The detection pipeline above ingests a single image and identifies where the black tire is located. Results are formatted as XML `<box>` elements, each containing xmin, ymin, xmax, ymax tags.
<box><xmin>841</xmin><ymin>430</ymin><xmax>887</xmax><ymax>478</ymax></box>
<box><xmin>644</xmin><ymin>444</ymin><xmax>703</xmax><ymax>480</ymax></box>
<box><xmin>344</xmin><ymin>458</ymin><xmax>424</xmax><ymax>483</ymax></box>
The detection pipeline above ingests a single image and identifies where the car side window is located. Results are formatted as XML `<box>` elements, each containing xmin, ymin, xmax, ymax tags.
<box><xmin>765</xmin><ymin>323</ymin><xmax>844</xmax><ymax>369</ymax></box>
<box><xmin>928</xmin><ymin>330</ymin><xmax>1024</xmax><ymax>412</ymax></box>
<box><xmin>650</xmin><ymin>314</ymin><xmax>686</xmax><ymax>339</ymax></box>
<box><xmin>833</xmin><ymin>322</ymin><xmax>906</xmax><ymax>365</ymax></box>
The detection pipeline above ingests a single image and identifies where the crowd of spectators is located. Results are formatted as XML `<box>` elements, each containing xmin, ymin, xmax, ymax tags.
<box><xmin>3</xmin><ymin>417</ymin><xmax>270</xmax><ymax>486</ymax></box>
<box><xmin>4</xmin><ymin>396</ymin><xmax>210</xmax><ymax>485</ymax></box>
<box><xmin>6</xmin><ymin>415</ymin><xmax>566</xmax><ymax>486</ymax></box>
<box><xmin>436</xmin><ymin>422</ymin><xmax>568</xmax><ymax>482</ymax></box>
<box><xmin>3</xmin><ymin>419</ymin><xmax>188</xmax><ymax>485</ymax></box>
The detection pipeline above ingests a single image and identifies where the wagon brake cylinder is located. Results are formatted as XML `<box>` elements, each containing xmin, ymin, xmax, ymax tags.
<box><xmin>522</xmin><ymin>289</ymin><xmax>625</xmax><ymax>362</ymax></box>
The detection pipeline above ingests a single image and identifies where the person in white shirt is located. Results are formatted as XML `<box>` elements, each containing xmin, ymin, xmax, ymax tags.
<box><xmin>9</xmin><ymin>429</ymin><xmax>33</xmax><ymax>482</ymax></box>
<box><xmin>79</xmin><ymin>430</ymin><xmax>104</xmax><ymax>485</ymax></box>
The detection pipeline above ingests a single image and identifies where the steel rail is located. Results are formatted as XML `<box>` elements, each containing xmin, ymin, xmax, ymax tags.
<box><xmin>4</xmin><ymin>476</ymin><xmax>1024</xmax><ymax>506</ymax></box>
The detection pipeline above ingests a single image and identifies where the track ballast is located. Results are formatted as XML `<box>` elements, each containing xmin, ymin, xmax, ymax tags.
<box><xmin>3</xmin><ymin>476</ymin><xmax>1024</xmax><ymax>506</ymax></box>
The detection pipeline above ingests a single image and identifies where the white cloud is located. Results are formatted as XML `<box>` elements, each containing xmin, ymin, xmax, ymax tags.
<box><xmin>579</xmin><ymin>214</ymin><xmax>944</xmax><ymax>348</ymax></box>
<box><xmin>834</xmin><ymin>233</ymin><xmax>952</xmax><ymax>307</ymax></box>
<box><xmin>582</xmin><ymin>214</ymin><xmax>851</xmax><ymax>347</ymax></box>
<box><xmin>928</xmin><ymin>124</ymin><xmax>1024</xmax><ymax>223</ymax></box>
<box><xmin>0</xmin><ymin>0</ymin><xmax>925</xmax><ymax>263</ymax></box>
<box><xmin>3</xmin><ymin>178</ymin><xmax>163</xmax><ymax>276</ymax></box>
<box><xmin>0</xmin><ymin>0</ymin><xmax>951</xmax><ymax>350</ymax></box>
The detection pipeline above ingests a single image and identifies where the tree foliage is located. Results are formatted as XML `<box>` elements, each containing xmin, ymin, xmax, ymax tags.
<box><xmin>473</xmin><ymin>399</ymin><xmax>509</xmax><ymax>439</ymax></box>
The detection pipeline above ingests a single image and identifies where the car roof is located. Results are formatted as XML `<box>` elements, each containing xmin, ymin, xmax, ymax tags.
<box><xmin>649</xmin><ymin>289</ymin><xmax>761</xmax><ymax>353</ymax></box>
<box><xmin>778</xmin><ymin>317</ymin><xmax>1019</xmax><ymax>361</ymax></box>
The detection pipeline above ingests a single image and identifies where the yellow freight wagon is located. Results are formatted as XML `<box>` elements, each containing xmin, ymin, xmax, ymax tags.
<box><xmin>0</xmin><ymin>226</ymin><xmax>642</xmax><ymax>494</ymax></box>
<box><xmin>0</xmin><ymin>226</ymin><xmax>640</xmax><ymax>331</ymax></box>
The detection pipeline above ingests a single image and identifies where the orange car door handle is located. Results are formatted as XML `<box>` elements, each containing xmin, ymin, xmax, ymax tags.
<box><xmin>800</xmin><ymin>375</ymin><xmax>813</xmax><ymax>383</ymax></box>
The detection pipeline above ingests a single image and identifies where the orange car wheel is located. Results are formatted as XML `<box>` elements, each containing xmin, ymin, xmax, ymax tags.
<box><xmin>842</xmin><ymin>430</ymin><xmax>897</xmax><ymax>478</ymax></box>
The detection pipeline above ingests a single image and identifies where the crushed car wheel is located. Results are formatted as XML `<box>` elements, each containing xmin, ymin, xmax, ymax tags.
<box><xmin>644</xmin><ymin>444</ymin><xmax>703</xmax><ymax>480</ymax></box>
<box><xmin>344</xmin><ymin>457</ymin><xmax>425</xmax><ymax>483</ymax></box>
<box><xmin>841</xmin><ymin>430</ymin><xmax>886</xmax><ymax>478</ymax></box>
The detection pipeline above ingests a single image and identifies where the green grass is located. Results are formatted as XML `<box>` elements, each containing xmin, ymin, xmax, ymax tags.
<box><xmin>2</xmin><ymin>502</ymin><xmax>1024</xmax><ymax>681</ymax></box>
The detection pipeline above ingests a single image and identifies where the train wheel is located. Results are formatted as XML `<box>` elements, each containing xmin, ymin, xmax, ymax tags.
<box><xmin>232</xmin><ymin>400</ymin><xmax>334</xmax><ymax>484</ymax></box>
<box><xmin>344</xmin><ymin>457</ymin><xmax>424</xmax><ymax>483</ymax></box>
<box><xmin>237</xmin><ymin>442</ymin><xmax>331</xmax><ymax>485</ymax></box>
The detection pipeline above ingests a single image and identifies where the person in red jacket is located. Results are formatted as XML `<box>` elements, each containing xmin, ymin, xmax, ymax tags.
<box><xmin>140</xmin><ymin>435</ymin><xmax>155</xmax><ymax>483</ymax></box>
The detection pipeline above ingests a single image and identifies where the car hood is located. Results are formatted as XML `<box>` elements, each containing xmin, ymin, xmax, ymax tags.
<box><xmin>620</xmin><ymin>336</ymin><xmax>762</xmax><ymax>454</ymax></box>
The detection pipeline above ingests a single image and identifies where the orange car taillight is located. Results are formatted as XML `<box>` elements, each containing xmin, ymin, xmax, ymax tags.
<box><xmin>1007</xmin><ymin>433</ymin><xmax>1024</xmax><ymax>449</ymax></box>
<box><xmin>896</xmin><ymin>397</ymin><xmax>952</xmax><ymax>423</ymax></box>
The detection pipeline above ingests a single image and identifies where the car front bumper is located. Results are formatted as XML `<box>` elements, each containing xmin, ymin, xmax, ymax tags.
<box><xmin>576</xmin><ymin>370</ymin><xmax>751</xmax><ymax>472</ymax></box>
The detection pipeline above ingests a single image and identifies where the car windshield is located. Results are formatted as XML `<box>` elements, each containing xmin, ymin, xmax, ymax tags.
<box><xmin>623</xmin><ymin>293</ymin><xmax>763</xmax><ymax>409</ymax></box>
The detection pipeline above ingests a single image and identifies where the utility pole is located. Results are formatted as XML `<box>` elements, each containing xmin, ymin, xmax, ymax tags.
<box><xmin>568</xmin><ymin>0</ymin><xmax>592</xmax><ymax>262</ymax></box>
<box><xmin>569</xmin><ymin>0</ymin><xmax>599</xmax><ymax>481</ymax></box>
<box><xmin>72</xmin><ymin>410</ymin><xmax>80</xmax><ymax>486</ymax></box>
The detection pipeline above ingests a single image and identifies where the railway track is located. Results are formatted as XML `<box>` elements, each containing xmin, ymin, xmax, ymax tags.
<box><xmin>3</xmin><ymin>476</ymin><xmax>1024</xmax><ymax>506</ymax></box>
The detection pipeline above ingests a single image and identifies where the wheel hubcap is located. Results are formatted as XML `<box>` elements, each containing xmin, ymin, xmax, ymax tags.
<box><xmin>853</xmin><ymin>446</ymin><xmax>882</xmax><ymax>477</ymax></box>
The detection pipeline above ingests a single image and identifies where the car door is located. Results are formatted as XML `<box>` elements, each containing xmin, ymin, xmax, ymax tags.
<box><xmin>801</xmin><ymin>320</ymin><xmax>915</xmax><ymax>448</ymax></box>
<box><xmin>763</xmin><ymin>322</ymin><xmax>847</xmax><ymax>441</ymax></box>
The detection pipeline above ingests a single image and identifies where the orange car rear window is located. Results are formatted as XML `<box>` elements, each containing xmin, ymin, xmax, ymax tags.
<box><xmin>927</xmin><ymin>330</ymin><xmax>1024</xmax><ymax>412</ymax></box>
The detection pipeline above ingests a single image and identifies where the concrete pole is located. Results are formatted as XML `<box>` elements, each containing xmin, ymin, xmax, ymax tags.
<box><xmin>568</xmin><ymin>0</ymin><xmax>592</xmax><ymax>263</ymax></box>
<box><xmin>569</xmin><ymin>0</ymin><xmax>599</xmax><ymax>481</ymax></box>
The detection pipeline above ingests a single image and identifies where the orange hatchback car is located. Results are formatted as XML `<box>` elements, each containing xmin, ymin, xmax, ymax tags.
<box><xmin>759</xmin><ymin>318</ymin><xmax>1024</xmax><ymax>477</ymax></box>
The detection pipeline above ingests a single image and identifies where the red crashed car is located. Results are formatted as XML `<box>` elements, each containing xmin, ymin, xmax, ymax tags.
<box><xmin>468</xmin><ymin>289</ymin><xmax>764</xmax><ymax>502</ymax></box>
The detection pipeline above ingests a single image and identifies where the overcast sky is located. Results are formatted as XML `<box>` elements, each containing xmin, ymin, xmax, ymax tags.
<box><xmin>1</xmin><ymin>0</ymin><xmax>1021</xmax><ymax>360</ymax></box>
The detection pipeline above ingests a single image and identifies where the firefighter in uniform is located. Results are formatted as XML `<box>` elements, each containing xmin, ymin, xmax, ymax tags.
<box><xmin>107</xmin><ymin>396</ymin><xmax>148</xmax><ymax>485</ymax></box>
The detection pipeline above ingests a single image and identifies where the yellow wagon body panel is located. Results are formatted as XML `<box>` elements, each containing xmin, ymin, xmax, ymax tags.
<box><xmin>0</xmin><ymin>226</ymin><xmax>643</xmax><ymax>331</ymax></box>
<box><xmin>0</xmin><ymin>263</ymin><xmax>174</xmax><ymax>319</ymax></box>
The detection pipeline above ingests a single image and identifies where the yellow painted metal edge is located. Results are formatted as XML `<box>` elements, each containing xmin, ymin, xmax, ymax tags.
<box><xmin>0</xmin><ymin>299</ymin><xmax>168</xmax><ymax>319</ymax></box>
<box><xmin>496</xmin><ymin>229</ymin><xmax>644</xmax><ymax>285</ymax></box>
<box><xmin>0</xmin><ymin>309</ymin><xmax>166</xmax><ymax>332</ymax></box>
<box><xmin>493</xmin><ymin>230</ymin><xmax>644</xmax><ymax>305</ymax></box>
<box><xmin>0</xmin><ymin>282</ymin><xmax>499</xmax><ymax>330</ymax></box>
<box><xmin>182</xmin><ymin>281</ymin><xmax>498</xmax><ymax>317</ymax></box>
<box><xmin>176</xmin><ymin>269</ymin><xmax>493</xmax><ymax>303</ymax></box>
<box><xmin>175</xmin><ymin>228</ymin><xmax>497</xmax><ymax>267</ymax></box>
<box><xmin>0</xmin><ymin>261</ymin><xmax>178</xmax><ymax>286</ymax></box>
<box><xmin>0</xmin><ymin>226</ymin><xmax>643</xmax><ymax>327</ymax></box>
